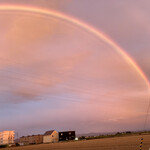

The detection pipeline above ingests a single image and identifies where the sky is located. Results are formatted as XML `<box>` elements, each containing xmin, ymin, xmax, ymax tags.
<box><xmin>0</xmin><ymin>0</ymin><xmax>150</xmax><ymax>137</ymax></box>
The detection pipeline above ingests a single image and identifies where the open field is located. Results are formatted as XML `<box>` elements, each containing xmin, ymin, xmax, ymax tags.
<box><xmin>6</xmin><ymin>135</ymin><xmax>150</xmax><ymax>150</ymax></box>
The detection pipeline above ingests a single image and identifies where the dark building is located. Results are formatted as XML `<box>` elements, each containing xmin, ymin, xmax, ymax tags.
<box><xmin>59</xmin><ymin>131</ymin><xmax>75</xmax><ymax>141</ymax></box>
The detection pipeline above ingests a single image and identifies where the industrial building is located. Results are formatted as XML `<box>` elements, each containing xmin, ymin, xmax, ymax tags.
<box><xmin>0</xmin><ymin>131</ymin><xmax>15</xmax><ymax>145</ymax></box>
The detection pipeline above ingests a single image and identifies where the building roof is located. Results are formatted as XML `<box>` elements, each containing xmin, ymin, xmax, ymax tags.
<box><xmin>44</xmin><ymin>130</ymin><xmax>55</xmax><ymax>136</ymax></box>
<box><xmin>59</xmin><ymin>131</ymin><xmax>75</xmax><ymax>133</ymax></box>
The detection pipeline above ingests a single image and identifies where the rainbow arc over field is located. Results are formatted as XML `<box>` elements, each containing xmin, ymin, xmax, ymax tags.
<box><xmin>0</xmin><ymin>4</ymin><xmax>149</xmax><ymax>89</ymax></box>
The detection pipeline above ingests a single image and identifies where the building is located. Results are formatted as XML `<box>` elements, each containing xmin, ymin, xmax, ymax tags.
<box><xmin>0</xmin><ymin>131</ymin><xmax>15</xmax><ymax>145</ymax></box>
<box><xmin>19</xmin><ymin>135</ymin><xmax>43</xmax><ymax>145</ymax></box>
<box><xmin>19</xmin><ymin>136</ymin><xmax>29</xmax><ymax>145</ymax></box>
<box><xmin>59</xmin><ymin>131</ymin><xmax>75</xmax><ymax>141</ymax></box>
<box><xmin>43</xmin><ymin>130</ymin><xmax>58</xmax><ymax>143</ymax></box>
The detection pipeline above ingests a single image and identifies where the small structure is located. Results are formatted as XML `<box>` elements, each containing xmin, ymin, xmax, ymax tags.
<box><xmin>0</xmin><ymin>131</ymin><xmax>15</xmax><ymax>145</ymax></box>
<box><xmin>43</xmin><ymin>130</ymin><xmax>58</xmax><ymax>143</ymax></box>
<box><xmin>59</xmin><ymin>131</ymin><xmax>75</xmax><ymax>141</ymax></box>
<box><xmin>19</xmin><ymin>134</ymin><xmax>43</xmax><ymax>145</ymax></box>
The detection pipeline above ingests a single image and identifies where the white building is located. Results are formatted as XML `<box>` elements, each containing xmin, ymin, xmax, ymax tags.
<box><xmin>43</xmin><ymin>130</ymin><xmax>58</xmax><ymax>143</ymax></box>
<box><xmin>0</xmin><ymin>131</ymin><xmax>15</xmax><ymax>145</ymax></box>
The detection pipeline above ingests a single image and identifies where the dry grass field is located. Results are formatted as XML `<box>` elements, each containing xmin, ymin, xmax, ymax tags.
<box><xmin>6</xmin><ymin>134</ymin><xmax>150</xmax><ymax>150</ymax></box>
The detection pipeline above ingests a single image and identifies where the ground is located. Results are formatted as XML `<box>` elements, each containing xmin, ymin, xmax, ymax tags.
<box><xmin>6</xmin><ymin>135</ymin><xmax>150</xmax><ymax>150</ymax></box>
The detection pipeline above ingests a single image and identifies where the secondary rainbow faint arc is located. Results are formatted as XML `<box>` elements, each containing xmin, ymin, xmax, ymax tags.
<box><xmin>0</xmin><ymin>4</ymin><xmax>149</xmax><ymax>88</ymax></box>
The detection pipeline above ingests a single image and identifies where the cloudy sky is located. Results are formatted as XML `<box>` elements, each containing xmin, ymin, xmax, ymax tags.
<box><xmin>0</xmin><ymin>0</ymin><xmax>150</xmax><ymax>137</ymax></box>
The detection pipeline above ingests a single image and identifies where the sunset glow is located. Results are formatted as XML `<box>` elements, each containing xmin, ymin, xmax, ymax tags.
<box><xmin>0</xmin><ymin>1</ymin><xmax>150</xmax><ymax>138</ymax></box>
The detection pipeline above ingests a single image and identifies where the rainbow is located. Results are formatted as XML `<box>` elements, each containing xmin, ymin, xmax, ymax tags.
<box><xmin>0</xmin><ymin>4</ymin><xmax>149</xmax><ymax>88</ymax></box>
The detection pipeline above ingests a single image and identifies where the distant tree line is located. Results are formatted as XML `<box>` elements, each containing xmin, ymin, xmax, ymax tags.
<box><xmin>78</xmin><ymin>131</ymin><xmax>150</xmax><ymax>140</ymax></box>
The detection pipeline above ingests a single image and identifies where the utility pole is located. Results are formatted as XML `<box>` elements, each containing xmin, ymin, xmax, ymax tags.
<box><xmin>139</xmin><ymin>138</ymin><xmax>143</xmax><ymax>150</ymax></box>
<box><xmin>16</xmin><ymin>132</ymin><xmax>19</xmax><ymax>140</ymax></box>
